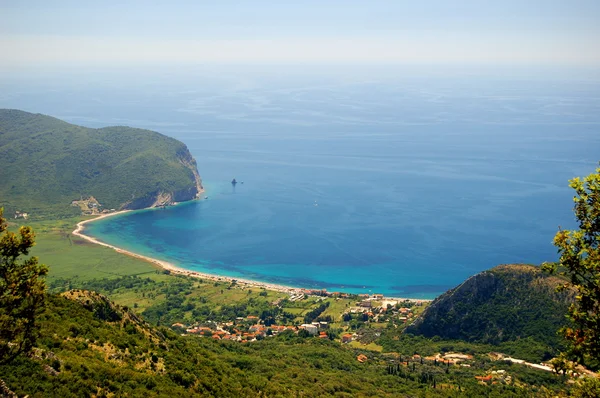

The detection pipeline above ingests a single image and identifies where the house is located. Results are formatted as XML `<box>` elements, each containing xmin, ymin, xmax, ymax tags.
<box><xmin>14</xmin><ymin>211</ymin><xmax>29</xmax><ymax>220</ymax></box>
<box><xmin>357</xmin><ymin>354</ymin><xmax>368</xmax><ymax>363</ymax></box>
<box><xmin>475</xmin><ymin>375</ymin><xmax>493</xmax><ymax>383</ymax></box>
<box><xmin>342</xmin><ymin>334</ymin><xmax>353</xmax><ymax>343</ymax></box>
<box><xmin>300</xmin><ymin>324</ymin><xmax>318</xmax><ymax>335</ymax></box>
<box><xmin>359</xmin><ymin>300</ymin><xmax>372</xmax><ymax>308</ymax></box>
<box><xmin>372</xmin><ymin>294</ymin><xmax>384</xmax><ymax>300</ymax></box>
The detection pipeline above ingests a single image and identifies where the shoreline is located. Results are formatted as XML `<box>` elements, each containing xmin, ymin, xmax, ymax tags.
<box><xmin>72</xmin><ymin>209</ymin><xmax>431</xmax><ymax>302</ymax></box>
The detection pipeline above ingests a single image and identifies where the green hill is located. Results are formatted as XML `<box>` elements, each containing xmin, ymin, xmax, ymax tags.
<box><xmin>406</xmin><ymin>264</ymin><xmax>573</xmax><ymax>352</ymax></box>
<box><xmin>0</xmin><ymin>109</ymin><xmax>203</xmax><ymax>219</ymax></box>
<box><xmin>0</xmin><ymin>291</ymin><xmax>569</xmax><ymax>397</ymax></box>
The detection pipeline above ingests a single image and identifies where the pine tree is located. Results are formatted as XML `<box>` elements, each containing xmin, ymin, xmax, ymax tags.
<box><xmin>0</xmin><ymin>208</ymin><xmax>48</xmax><ymax>363</ymax></box>
<box><xmin>543</xmin><ymin>166</ymin><xmax>600</xmax><ymax>368</ymax></box>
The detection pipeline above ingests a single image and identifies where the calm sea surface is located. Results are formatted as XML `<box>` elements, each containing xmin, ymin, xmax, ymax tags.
<box><xmin>3</xmin><ymin>70</ymin><xmax>599</xmax><ymax>297</ymax></box>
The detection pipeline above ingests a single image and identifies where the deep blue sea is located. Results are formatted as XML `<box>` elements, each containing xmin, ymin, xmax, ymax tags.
<box><xmin>2</xmin><ymin>67</ymin><xmax>599</xmax><ymax>298</ymax></box>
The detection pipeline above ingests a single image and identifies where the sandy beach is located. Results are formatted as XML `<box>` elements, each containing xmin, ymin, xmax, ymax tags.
<box><xmin>73</xmin><ymin>211</ymin><xmax>430</xmax><ymax>302</ymax></box>
<box><xmin>73</xmin><ymin>211</ymin><xmax>305</xmax><ymax>295</ymax></box>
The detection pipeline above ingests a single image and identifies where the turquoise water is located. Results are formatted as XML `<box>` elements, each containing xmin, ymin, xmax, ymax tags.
<box><xmin>4</xmin><ymin>71</ymin><xmax>598</xmax><ymax>298</ymax></box>
<box><xmin>84</xmin><ymin>122</ymin><xmax>598</xmax><ymax>298</ymax></box>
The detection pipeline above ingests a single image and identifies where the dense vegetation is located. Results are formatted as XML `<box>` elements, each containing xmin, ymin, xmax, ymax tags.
<box><xmin>406</xmin><ymin>264</ymin><xmax>572</xmax><ymax>359</ymax></box>
<box><xmin>0</xmin><ymin>208</ymin><xmax>48</xmax><ymax>364</ymax></box>
<box><xmin>544</xmin><ymin>166</ymin><xmax>600</xmax><ymax>370</ymax></box>
<box><xmin>0</xmin><ymin>292</ymin><xmax>573</xmax><ymax>397</ymax></box>
<box><xmin>0</xmin><ymin>109</ymin><xmax>202</xmax><ymax>218</ymax></box>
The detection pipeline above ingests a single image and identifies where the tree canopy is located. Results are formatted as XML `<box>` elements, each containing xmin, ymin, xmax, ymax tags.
<box><xmin>544</xmin><ymin>165</ymin><xmax>600</xmax><ymax>369</ymax></box>
<box><xmin>0</xmin><ymin>208</ymin><xmax>48</xmax><ymax>363</ymax></box>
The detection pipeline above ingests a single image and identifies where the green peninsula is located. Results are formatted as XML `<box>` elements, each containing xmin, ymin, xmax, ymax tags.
<box><xmin>0</xmin><ymin>109</ymin><xmax>203</xmax><ymax>219</ymax></box>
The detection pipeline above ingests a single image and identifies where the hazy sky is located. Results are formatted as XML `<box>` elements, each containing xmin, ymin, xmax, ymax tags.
<box><xmin>1</xmin><ymin>1</ymin><xmax>599</xmax><ymax>68</ymax></box>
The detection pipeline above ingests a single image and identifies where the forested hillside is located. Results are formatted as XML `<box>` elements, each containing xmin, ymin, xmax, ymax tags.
<box><xmin>0</xmin><ymin>291</ymin><xmax>570</xmax><ymax>397</ymax></box>
<box><xmin>407</xmin><ymin>264</ymin><xmax>573</xmax><ymax>354</ymax></box>
<box><xmin>0</xmin><ymin>109</ymin><xmax>203</xmax><ymax>218</ymax></box>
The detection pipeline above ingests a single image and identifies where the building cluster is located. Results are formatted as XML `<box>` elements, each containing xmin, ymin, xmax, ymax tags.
<box><xmin>298</xmin><ymin>321</ymin><xmax>329</xmax><ymax>336</ymax></box>
<box><xmin>173</xmin><ymin>292</ymin><xmax>422</xmax><ymax>345</ymax></box>
<box><xmin>178</xmin><ymin>313</ymin><xmax>337</xmax><ymax>343</ymax></box>
<box><xmin>296</xmin><ymin>289</ymin><xmax>352</xmax><ymax>299</ymax></box>
<box><xmin>346</xmin><ymin>297</ymin><xmax>416</xmax><ymax>324</ymax></box>
<box><xmin>71</xmin><ymin>196</ymin><xmax>115</xmax><ymax>215</ymax></box>
<box><xmin>180</xmin><ymin>316</ymin><xmax>299</xmax><ymax>342</ymax></box>
<box><xmin>14</xmin><ymin>211</ymin><xmax>29</xmax><ymax>219</ymax></box>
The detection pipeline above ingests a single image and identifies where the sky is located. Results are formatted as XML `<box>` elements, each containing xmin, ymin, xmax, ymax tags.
<box><xmin>1</xmin><ymin>1</ymin><xmax>599</xmax><ymax>69</ymax></box>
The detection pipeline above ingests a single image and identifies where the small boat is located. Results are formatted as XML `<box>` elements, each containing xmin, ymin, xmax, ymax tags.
<box><xmin>204</xmin><ymin>196</ymin><xmax>208</xmax><ymax>199</ymax></box>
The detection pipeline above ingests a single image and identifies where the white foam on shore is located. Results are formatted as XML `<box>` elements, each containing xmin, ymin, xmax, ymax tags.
<box><xmin>73</xmin><ymin>211</ymin><xmax>302</xmax><ymax>294</ymax></box>
<box><xmin>72</xmin><ymin>211</ymin><xmax>431</xmax><ymax>302</ymax></box>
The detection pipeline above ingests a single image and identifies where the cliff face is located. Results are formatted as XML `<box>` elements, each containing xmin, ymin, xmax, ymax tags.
<box><xmin>176</xmin><ymin>146</ymin><xmax>204</xmax><ymax>200</ymax></box>
<box><xmin>122</xmin><ymin>146</ymin><xmax>204</xmax><ymax>210</ymax></box>
<box><xmin>407</xmin><ymin>264</ymin><xmax>573</xmax><ymax>348</ymax></box>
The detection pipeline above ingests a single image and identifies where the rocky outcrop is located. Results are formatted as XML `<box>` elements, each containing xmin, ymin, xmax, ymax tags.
<box><xmin>121</xmin><ymin>146</ymin><xmax>204</xmax><ymax>210</ymax></box>
<box><xmin>176</xmin><ymin>146</ymin><xmax>204</xmax><ymax>198</ymax></box>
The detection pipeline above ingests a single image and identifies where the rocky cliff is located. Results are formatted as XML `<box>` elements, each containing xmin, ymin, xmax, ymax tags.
<box><xmin>122</xmin><ymin>146</ymin><xmax>204</xmax><ymax>210</ymax></box>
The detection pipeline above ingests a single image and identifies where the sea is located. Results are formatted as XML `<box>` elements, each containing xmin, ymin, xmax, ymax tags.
<box><xmin>2</xmin><ymin>66</ymin><xmax>599</xmax><ymax>298</ymax></box>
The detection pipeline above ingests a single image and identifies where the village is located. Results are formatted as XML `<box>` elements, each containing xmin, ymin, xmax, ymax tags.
<box><xmin>172</xmin><ymin>290</ymin><xmax>420</xmax><ymax>344</ymax></box>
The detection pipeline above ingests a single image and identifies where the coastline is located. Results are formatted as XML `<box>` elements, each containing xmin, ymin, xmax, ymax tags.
<box><xmin>72</xmin><ymin>210</ymin><xmax>431</xmax><ymax>302</ymax></box>
<box><xmin>72</xmin><ymin>210</ymin><xmax>306</xmax><ymax>295</ymax></box>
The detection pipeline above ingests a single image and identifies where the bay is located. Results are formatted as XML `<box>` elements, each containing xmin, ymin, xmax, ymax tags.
<box><xmin>3</xmin><ymin>70</ymin><xmax>599</xmax><ymax>298</ymax></box>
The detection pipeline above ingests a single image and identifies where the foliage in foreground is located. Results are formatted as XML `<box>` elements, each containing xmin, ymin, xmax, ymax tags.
<box><xmin>0</xmin><ymin>292</ymin><xmax>574</xmax><ymax>397</ymax></box>
<box><xmin>0</xmin><ymin>208</ymin><xmax>48</xmax><ymax>364</ymax></box>
<box><xmin>544</xmin><ymin>166</ymin><xmax>600</xmax><ymax>370</ymax></box>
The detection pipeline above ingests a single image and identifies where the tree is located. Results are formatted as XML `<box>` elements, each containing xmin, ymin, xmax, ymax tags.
<box><xmin>0</xmin><ymin>208</ymin><xmax>48</xmax><ymax>363</ymax></box>
<box><xmin>543</xmin><ymin>166</ymin><xmax>600</xmax><ymax>368</ymax></box>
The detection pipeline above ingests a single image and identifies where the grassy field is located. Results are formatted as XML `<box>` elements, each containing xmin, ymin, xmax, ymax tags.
<box><xmin>321</xmin><ymin>297</ymin><xmax>354</xmax><ymax>321</ymax></box>
<box><xmin>348</xmin><ymin>341</ymin><xmax>384</xmax><ymax>352</ymax></box>
<box><xmin>9</xmin><ymin>217</ymin><xmax>291</xmax><ymax>318</ymax></box>
<box><xmin>15</xmin><ymin>218</ymin><xmax>161</xmax><ymax>282</ymax></box>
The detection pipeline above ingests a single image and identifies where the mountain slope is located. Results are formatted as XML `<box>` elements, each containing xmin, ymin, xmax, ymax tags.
<box><xmin>0</xmin><ymin>292</ymin><xmax>432</xmax><ymax>397</ymax></box>
<box><xmin>0</xmin><ymin>291</ymin><xmax>569</xmax><ymax>397</ymax></box>
<box><xmin>407</xmin><ymin>264</ymin><xmax>573</xmax><ymax>349</ymax></box>
<box><xmin>0</xmin><ymin>109</ymin><xmax>203</xmax><ymax>218</ymax></box>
